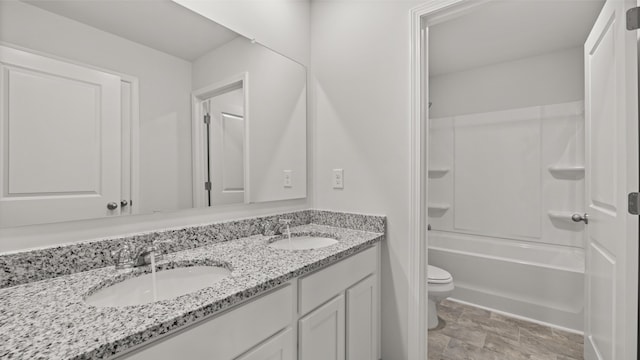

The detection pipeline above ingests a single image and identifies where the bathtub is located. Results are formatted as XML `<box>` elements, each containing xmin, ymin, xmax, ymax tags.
<box><xmin>428</xmin><ymin>231</ymin><xmax>584</xmax><ymax>332</ymax></box>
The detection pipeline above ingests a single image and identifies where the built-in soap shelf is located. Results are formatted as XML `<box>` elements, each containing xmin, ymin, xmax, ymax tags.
<box><xmin>548</xmin><ymin>165</ymin><xmax>585</xmax><ymax>180</ymax></box>
<box><xmin>547</xmin><ymin>210</ymin><xmax>575</xmax><ymax>221</ymax></box>
<box><xmin>428</xmin><ymin>203</ymin><xmax>450</xmax><ymax>211</ymax></box>
<box><xmin>428</xmin><ymin>168</ymin><xmax>450</xmax><ymax>178</ymax></box>
<box><xmin>547</xmin><ymin>211</ymin><xmax>585</xmax><ymax>231</ymax></box>
<box><xmin>428</xmin><ymin>203</ymin><xmax>450</xmax><ymax>217</ymax></box>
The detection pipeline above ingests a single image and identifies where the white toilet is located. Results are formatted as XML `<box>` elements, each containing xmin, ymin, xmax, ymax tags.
<box><xmin>427</xmin><ymin>265</ymin><xmax>454</xmax><ymax>330</ymax></box>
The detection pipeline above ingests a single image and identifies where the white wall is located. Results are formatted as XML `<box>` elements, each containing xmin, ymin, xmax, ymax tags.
<box><xmin>0</xmin><ymin>0</ymin><xmax>194</xmax><ymax>214</ymax></box>
<box><xmin>311</xmin><ymin>1</ymin><xmax>421</xmax><ymax>358</ymax></box>
<box><xmin>429</xmin><ymin>47</ymin><xmax>585</xmax><ymax>118</ymax></box>
<box><xmin>193</xmin><ymin>37</ymin><xmax>307</xmax><ymax>203</ymax></box>
<box><xmin>172</xmin><ymin>0</ymin><xmax>310</xmax><ymax>66</ymax></box>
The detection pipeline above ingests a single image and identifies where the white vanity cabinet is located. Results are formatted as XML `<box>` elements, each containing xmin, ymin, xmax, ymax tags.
<box><xmin>120</xmin><ymin>285</ymin><xmax>294</xmax><ymax>360</ymax></box>
<box><xmin>297</xmin><ymin>246</ymin><xmax>379</xmax><ymax>360</ymax></box>
<box><xmin>117</xmin><ymin>244</ymin><xmax>380</xmax><ymax>360</ymax></box>
<box><xmin>299</xmin><ymin>294</ymin><xmax>346</xmax><ymax>360</ymax></box>
<box><xmin>235</xmin><ymin>328</ymin><xmax>294</xmax><ymax>360</ymax></box>
<box><xmin>346</xmin><ymin>275</ymin><xmax>378</xmax><ymax>360</ymax></box>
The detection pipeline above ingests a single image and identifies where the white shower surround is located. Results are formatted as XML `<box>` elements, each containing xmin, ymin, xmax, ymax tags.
<box><xmin>428</xmin><ymin>101</ymin><xmax>586</xmax><ymax>331</ymax></box>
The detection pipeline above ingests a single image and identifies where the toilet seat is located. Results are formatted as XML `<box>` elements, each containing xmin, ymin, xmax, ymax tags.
<box><xmin>428</xmin><ymin>265</ymin><xmax>452</xmax><ymax>284</ymax></box>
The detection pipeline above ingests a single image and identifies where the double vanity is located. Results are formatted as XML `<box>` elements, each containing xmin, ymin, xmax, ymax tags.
<box><xmin>0</xmin><ymin>3</ymin><xmax>383</xmax><ymax>359</ymax></box>
<box><xmin>0</xmin><ymin>211</ymin><xmax>384</xmax><ymax>360</ymax></box>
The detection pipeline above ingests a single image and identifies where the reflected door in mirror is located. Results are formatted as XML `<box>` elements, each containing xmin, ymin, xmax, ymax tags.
<box><xmin>204</xmin><ymin>86</ymin><xmax>245</xmax><ymax>206</ymax></box>
<box><xmin>0</xmin><ymin>46</ymin><xmax>122</xmax><ymax>227</ymax></box>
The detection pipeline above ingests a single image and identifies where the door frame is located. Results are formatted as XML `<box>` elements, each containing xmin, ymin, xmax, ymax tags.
<box><xmin>120</xmin><ymin>75</ymin><xmax>140</xmax><ymax>215</ymax></box>
<box><xmin>409</xmin><ymin>1</ymin><xmax>640</xmax><ymax>359</ymax></box>
<box><xmin>191</xmin><ymin>72</ymin><xmax>250</xmax><ymax>208</ymax></box>
<box><xmin>408</xmin><ymin>1</ymin><xmax>486</xmax><ymax>357</ymax></box>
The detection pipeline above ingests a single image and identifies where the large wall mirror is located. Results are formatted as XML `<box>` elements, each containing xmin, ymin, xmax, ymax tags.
<box><xmin>0</xmin><ymin>0</ymin><xmax>307</xmax><ymax>228</ymax></box>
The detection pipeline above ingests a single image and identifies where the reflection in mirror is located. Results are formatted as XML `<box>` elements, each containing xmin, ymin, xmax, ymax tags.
<box><xmin>0</xmin><ymin>0</ymin><xmax>306</xmax><ymax>228</ymax></box>
<box><xmin>197</xmin><ymin>79</ymin><xmax>247</xmax><ymax>207</ymax></box>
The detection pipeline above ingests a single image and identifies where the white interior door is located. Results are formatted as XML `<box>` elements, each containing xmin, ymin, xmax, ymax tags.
<box><xmin>206</xmin><ymin>88</ymin><xmax>245</xmax><ymax>206</ymax></box>
<box><xmin>0</xmin><ymin>45</ymin><xmax>121</xmax><ymax>227</ymax></box>
<box><xmin>583</xmin><ymin>0</ymin><xmax>639</xmax><ymax>359</ymax></box>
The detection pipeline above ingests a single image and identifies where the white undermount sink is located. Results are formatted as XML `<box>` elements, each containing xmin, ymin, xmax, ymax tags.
<box><xmin>85</xmin><ymin>265</ymin><xmax>231</xmax><ymax>308</ymax></box>
<box><xmin>269</xmin><ymin>235</ymin><xmax>338</xmax><ymax>250</ymax></box>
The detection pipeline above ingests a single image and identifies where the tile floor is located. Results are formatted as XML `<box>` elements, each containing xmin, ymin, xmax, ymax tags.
<box><xmin>428</xmin><ymin>300</ymin><xmax>584</xmax><ymax>360</ymax></box>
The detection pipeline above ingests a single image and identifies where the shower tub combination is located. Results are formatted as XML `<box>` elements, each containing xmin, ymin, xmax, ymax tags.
<box><xmin>427</xmin><ymin>102</ymin><xmax>586</xmax><ymax>332</ymax></box>
<box><xmin>428</xmin><ymin>231</ymin><xmax>584</xmax><ymax>332</ymax></box>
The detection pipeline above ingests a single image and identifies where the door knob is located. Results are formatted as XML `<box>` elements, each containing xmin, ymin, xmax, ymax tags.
<box><xmin>107</xmin><ymin>202</ymin><xmax>118</xmax><ymax>210</ymax></box>
<box><xmin>571</xmin><ymin>213</ymin><xmax>588</xmax><ymax>224</ymax></box>
<box><xmin>121</xmin><ymin>200</ymin><xmax>128</xmax><ymax>207</ymax></box>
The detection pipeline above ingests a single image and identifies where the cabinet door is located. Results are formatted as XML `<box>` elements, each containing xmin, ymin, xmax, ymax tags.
<box><xmin>346</xmin><ymin>275</ymin><xmax>377</xmax><ymax>360</ymax></box>
<box><xmin>299</xmin><ymin>294</ymin><xmax>345</xmax><ymax>360</ymax></box>
<box><xmin>236</xmin><ymin>328</ymin><xmax>293</xmax><ymax>360</ymax></box>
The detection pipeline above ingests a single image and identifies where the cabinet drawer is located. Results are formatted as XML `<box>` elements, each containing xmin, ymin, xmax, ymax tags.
<box><xmin>121</xmin><ymin>285</ymin><xmax>293</xmax><ymax>360</ymax></box>
<box><xmin>299</xmin><ymin>246</ymin><xmax>377</xmax><ymax>315</ymax></box>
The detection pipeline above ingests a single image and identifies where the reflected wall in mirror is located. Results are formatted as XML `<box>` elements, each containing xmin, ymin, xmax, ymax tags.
<box><xmin>0</xmin><ymin>0</ymin><xmax>307</xmax><ymax>228</ymax></box>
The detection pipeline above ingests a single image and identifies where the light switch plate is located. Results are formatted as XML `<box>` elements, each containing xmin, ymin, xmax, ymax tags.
<box><xmin>283</xmin><ymin>170</ymin><xmax>292</xmax><ymax>188</ymax></box>
<box><xmin>332</xmin><ymin>169</ymin><xmax>344</xmax><ymax>189</ymax></box>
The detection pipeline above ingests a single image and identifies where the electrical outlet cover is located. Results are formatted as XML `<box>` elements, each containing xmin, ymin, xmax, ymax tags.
<box><xmin>332</xmin><ymin>169</ymin><xmax>344</xmax><ymax>189</ymax></box>
<box><xmin>283</xmin><ymin>170</ymin><xmax>292</xmax><ymax>188</ymax></box>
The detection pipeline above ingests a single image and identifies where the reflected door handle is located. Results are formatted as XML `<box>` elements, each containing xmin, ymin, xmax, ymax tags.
<box><xmin>571</xmin><ymin>213</ymin><xmax>588</xmax><ymax>224</ymax></box>
<box><xmin>107</xmin><ymin>202</ymin><xmax>119</xmax><ymax>210</ymax></box>
<box><xmin>428</xmin><ymin>224</ymin><xmax>432</xmax><ymax>231</ymax></box>
<box><xmin>121</xmin><ymin>200</ymin><xmax>128</xmax><ymax>207</ymax></box>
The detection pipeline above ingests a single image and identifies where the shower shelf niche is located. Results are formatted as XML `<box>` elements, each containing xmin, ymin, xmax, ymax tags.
<box><xmin>547</xmin><ymin>211</ymin><xmax>585</xmax><ymax>227</ymax></box>
<box><xmin>428</xmin><ymin>168</ymin><xmax>450</xmax><ymax>178</ymax></box>
<box><xmin>548</xmin><ymin>165</ymin><xmax>585</xmax><ymax>180</ymax></box>
<box><xmin>428</xmin><ymin>203</ymin><xmax>450</xmax><ymax>217</ymax></box>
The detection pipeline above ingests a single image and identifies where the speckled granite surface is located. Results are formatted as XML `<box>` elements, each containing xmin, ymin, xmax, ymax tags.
<box><xmin>0</xmin><ymin>209</ymin><xmax>385</xmax><ymax>288</ymax></box>
<box><xmin>0</xmin><ymin>223</ymin><xmax>383</xmax><ymax>360</ymax></box>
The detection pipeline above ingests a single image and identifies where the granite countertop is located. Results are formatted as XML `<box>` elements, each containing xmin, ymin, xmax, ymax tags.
<box><xmin>0</xmin><ymin>224</ymin><xmax>383</xmax><ymax>360</ymax></box>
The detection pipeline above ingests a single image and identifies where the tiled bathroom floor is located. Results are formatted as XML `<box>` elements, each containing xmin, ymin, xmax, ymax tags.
<box><xmin>428</xmin><ymin>300</ymin><xmax>584</xmax><ymax>360</ymax></box>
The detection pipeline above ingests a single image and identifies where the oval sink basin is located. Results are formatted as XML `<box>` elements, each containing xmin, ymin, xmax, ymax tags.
<box><xmin>269</xmin><ymin>236</ymin><xmax>338</xmax><ymax>251</ymax></box>
<box><xmin>85</xmin><ymin>266</ymin><xmax>231</xmax><ymax>308</ymax></box>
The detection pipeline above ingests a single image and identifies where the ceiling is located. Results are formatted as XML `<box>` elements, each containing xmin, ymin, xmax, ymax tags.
<box><xmin>24</xmin><ymin>0</ymin><xmax>240</xmax><ymax>61</ymax></box>
<box><xmin>429</xmin><ymin>0</ymin><xmax>605</xmax><ymax>76</ymax></box>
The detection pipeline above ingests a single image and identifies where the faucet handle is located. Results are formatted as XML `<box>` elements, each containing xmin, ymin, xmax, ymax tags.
<box><xmin>260</xmin><ymin>221</ymin><xmax>276</xmax><ymax>236</ymax></box>
<box><xmin>111</xmin><ymin>243</ymin><xmax>134</xmax><ymax>270</ymax></box>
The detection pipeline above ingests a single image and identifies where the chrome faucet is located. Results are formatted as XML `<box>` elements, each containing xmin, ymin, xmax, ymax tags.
<box><xmin>111</xmin><ymin>239</ymin><xmax>172</xmax><ymax>269</ymax></box>
<box><xmin>133</xmin><ymin>239</ymin><xmax>172</xmax><ymax>267</ymax></box>
<box><xmin>279</xmin><ymin>218</ymin><xmax>292</xmax><ymax>240</ymax></box>
<box><xmin>259</xmin><ymin>218</ymin><xmax>293</xmax><ymax>236</ymax></box>
<box><xmin>111</xmin><ymin>243</ymin><xmax>134</xmax><ymax>270</ymax></box>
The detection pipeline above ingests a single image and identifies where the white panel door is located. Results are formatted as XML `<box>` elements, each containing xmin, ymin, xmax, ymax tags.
<box><xmin>299</xmin><ymin>294</ymin><xmax>345</xmax><ymax>360</ymax></box>
<box><xmin>206</xmin><ymin>89</ymin><xmax>245</xmax><ymax>206</ymax></box>
<box><xmin>235</xmin><ymin>328</ymin><xmax>294</xmax><ymax>360</ymax></box>
<box><xmin>346</xmin><ymin>275</ymin><xmax>377</xmax><ymax>360</ymax></box>
<box><xmin>583</xmin><ymin>1</ymin><xmax>639</xmax><ymax>359</ymax></box>
<box><xmin>0</xmin><ymin>45</ymin><xmax>121</xmax><ymax>227</ymax></box>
